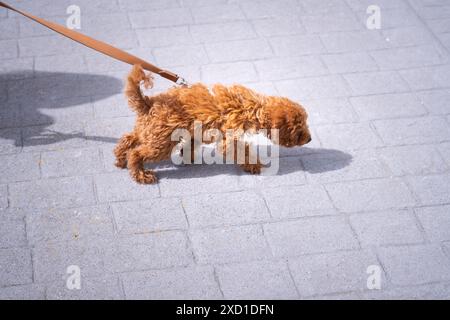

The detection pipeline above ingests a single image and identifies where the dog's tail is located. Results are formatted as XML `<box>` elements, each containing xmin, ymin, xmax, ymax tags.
<box><xmin>125</xmin><ymin>65</ymin><xmax>154</xmax><ymax>115</ymax></box>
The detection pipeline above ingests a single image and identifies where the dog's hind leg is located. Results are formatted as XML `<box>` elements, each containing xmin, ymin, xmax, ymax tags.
<box><xmin>126</xmin><ymin>142</ymin><xmax>175</xmax><ymax>184</ymax></box>
<box><xmin>114</xmin><ymin>132</ymin><xmax>139</xmax><ymax>169</ymax></box>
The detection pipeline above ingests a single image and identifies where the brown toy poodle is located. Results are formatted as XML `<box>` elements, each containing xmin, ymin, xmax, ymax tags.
<box><xmin>114</xmin><ymin>65</ymin><xmax>311</xmax><ymax>184</ymax></box>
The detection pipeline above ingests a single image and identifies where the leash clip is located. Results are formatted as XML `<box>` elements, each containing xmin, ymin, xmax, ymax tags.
<box><xmin>176</xmin><ymin>77</ymin><xmax>189</xmax><ymax>87</ymax></box>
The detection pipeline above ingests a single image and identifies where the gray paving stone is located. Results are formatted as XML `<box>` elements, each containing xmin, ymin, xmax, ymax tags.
<box><xmin>326</xmin><ymin>178</ymin><xmax>416</xmax><ymax>212</ymax></box>
<box><xmin>105</xmin><ymin>232</ymin><xmax>192</xmax><ymax>272</ymax></box>
<box><xmin>21</xmin><ymin>123</ymin><xmax>88</xmax><ymax>153</ymax></box>
<box><xmin>154</xmin><ymin>44</ymin><xmax>209</xmax><ymax>67</ymax></box>
<box><xmin>416</xmin><ymin>205</ymin><xmax>450</xmax><ymax>242</ymax></box>
<box><xmin>344</xmin><ymin>71</ymin><xmax>410</xmax><ymax>96</ymax></box>
<box><xmin>0</xmin><ymin>101</ymin><xmax>21</xmax><ymax>129</ymax></box>
<box><xmin>158</xmin><ymin>164</ymin><xmax>241</xmax><ymax>197</ymax></box>
<box><xmin>437</xmin><ymin>142</ymin><xmax>450</xmax><ymax>166</ymax></box>
<box><xmin>201</xmin><ymin>61</ymin><xmax>258</xmax><ymax>84</ymax></box>
<box><xmin>129</xmin><ymin>8</ymin><xmax>193</xmax><ymax>28</ymax></box>
<box><xmin>122</xmin><ymin>266</ymin><xmax>221</xmax><ymax>299</ymax></box>
<box><xmin>300</xmin><ymin>0</ymin><xmax>351</xmax><ymax>14</ymax></box>
<box><xmin>239</xmin><ymin>0</ymin><xmax>301</xmax><ymax>19</ymax></box>
<box><xmin>399</xmin><ymin>65</ymin><xmax>450</xmax><ymax>90</ymax></box>
<box><xmin>419</xmin><ymin>4</ymin><xmax>450</xmax><ymax>19</ymax></box>
<box><xmin>181</xmin><ymin>0</ymin><xmax>228</xmax><ymax>7</ymax></box>
<box><xmin>0</xmin><ymin>57</ymin><xmax>33</xmax><ymax>81</ymax></box>
<box><xmin>94</xmin><ymin>171</ymin><xmax>160</xmax><ymax>203</ymax></box>
<box><xmin>255</xmin><ymin>56</ymin><xmax>328</xmax><ymax>81</ymax></box>
<box><xmin>264</xmin><ymin>217</ymin><xmax>359</xmax><ymax>257</ymax></box>
<box><xmin>18</xmin><ymin>96</ymin><xmax>94</xmax><ymax>128</ymax></box>
<box><xmin>427</xmin><ymin>17</ymin><xmax>450</xmax><ymax>33</ymax></box>
<box><xmin>84</xmin><ymin>117</ymin><xmax>135</xmax><ymax>146</ymax></box>
<box><xmin>269</xmin><ymin>35</ymin><xmax>325</xmax><ymax>57</ymax></box>
<box><xmin>237</xmin><ymin>156</ymin><xmax>308</xmax><ymax>189</ymax></box>
<box><xmin>407</xmin><ymin>174</ymin><xmax>450</xmax><ymax>205</ymax></box>
<box><xmin>46</xmin><ymin>275</ymin><xmax>123</xmax><ymax>300</ymax></box>
<box><xmin>33</xmin><ymin>239</ymin><xmax>108</xmax><ymax>283</ymax></box>
<box><xmin>190</xmin><ymin>224</ymin><xmax>270</xmax><ymax>264</ymax></box>
<box><xmin>182</xmin><ymin>191</ymin><xmax>270</xmax><ymax>228</ymax></box>
<box><xmin>40</xmin><ymin>147</ymin><xmax>104</xmax><ymax>178</ymax></box>
<box><xmin>349</xmin><ymin>210</ymin><xmax>424</xmax><ymax>247</ymax></box>
<box><xmin>0</xmin><ymin>39</ymin><xmax>17</xmax><ymax>59</ymax></box>
<box><xmin>382</xmin><ymin>26</ymin><xmax>435</xmax><ymax>47</ymax></box>
<box><xmin>34</xmin><ymin>54</ymin><xmax>87</xmax><ymax>74</ymax></box>
<box><xmin>417</xmin><ymin>89</ymin><xmax>450</xmax><ymax>115</ymax></box>
<box><xmin>0</xmin><ymin>81</ymin><xmax>8</xmax><ymax>105</ymax></box>
<box><xmin>92</xmin><ymin>94</ymin><xmax>133</xmax><ymax>119</ymax></box>
<box><xmin>321</xmin><ymin>52</ymin><xmax>378</xmax><ymax>74</ymax></box>
<box><xmin>276</xmin><ymin>75</ymin><xmax>350</xmax><ymax>101</ymax></box>
<box><xmin>0</xmin><ymin>184</ymin><xmax>8</xmax><ymax>210</ymax></box>
<box><xmin>251</xmin><ymin>17</ymin><xmax>305</xmax><ymax>36</ymax></box>
<box><xmin>370</xmin><ymin>45</ymin><xmax>446</xmax><ymax>70</ymax></box>
<box><xmin>316</xmin><ymin>123</ymin><xmax>383</xmax><ymax>151</ymax></box>
<box><xmin>111</xmin><ymin>198</ymin><xmax>187</xmax><ymax>234</ymax></box>
<box><xmin>346</xmin><ymin>0</ymin><xmax>408</xmax><ymax>10</ymax></box>
<box><xmin>18</xmin><ymin>15</ymin><xmax>65</xmax><ymax>38</ymax></box>
<box><xmin>261</xmin><ymin>184</ymin><xmax>335</xmax><ymax>219</ymax></box>
<box><xmin>0</xmin><ymin>216</ymin><xmax>26</xmax><ymax>248</ymax></box>
<box><xmin>0</xmin><ymin>284</ymin><xmax>45</xmax><ymax>300</ymax></box>
<box><xmin>216</xmin><ymin>260</ymin><xmax>298</xmax><ymax>299</ymax></box>
<box><xmin>363</xmin><ymin>282</ymin><xmax>450</xmax><ymax>300</ymax></box>
<box><xmin>206</xmin><ymin>39</ymin><xmax>273</xmax><ymax>62</ymax></box>
<box><xmin>0</xmin><ymin>18</ymin><xmax>18</xmax><ymax>40</ymax></box>
<box><xmin>438</xmin><ymin>33</ymin><xmax>450</xmax><ymax>50</ymax></box>
<box><xmin>320</xmin><ymin>30</ymin><xmax>389</xmax><ymax>53</ymax></box>
<box><xmin>378</xmin><ymin>145</ymin><xmax>447</xmax><ymax>176</ymax></box>
<box><xmin>378</xmin><ymin>244</ymin><xmax>450</xmax><ymax>286</ymax></box>
<box><xmin>373</xmin><ymin>116</ymin><xmax>450</xmax><ymax>146</ymax></box>
<box><xmin>0</xmin><ymin>247</ymin><xmax>32</xmax><ymax>286</ymax></box>
<box><xmin>18</xmin><ymin>35</ymin><xmax>75</xmax><ymax>57</ymax></box>
<box><xmin>119</xmin><ymin>0</ymin><xmax>179</xmax><ymax>10</ymax></box>
<box><xmin>9</xmin><ymin>176</ymin><xmax>96</xmax><ymax>209</ymax></box>
<box><xmin>191</xmin><ymin>4</ymin><xmax>245</xmax><ymax>23</ymax></box>
<box><xmin>26</xmin><ymin>205</ymin><xmax>114</xmax><ymax>245</ymax></box>
<box><xmin>288</xmin><ymin>250</ymin><xmax>379</xmax><ymax>297</ymax></box>
<box><xmin>301</xmin><ymin>12</ymin><xmax>362</xmax><ymax>34</ymax></box>
<box><xmin>0</xmin><ymin>152</ymin><xmax>40</xmax><ymax>184</ymax></box>
<box><xmin>191</xmin><ymin>21</ymin><xmax>256</xmax><ymax>43</ymax></box>
<box><xmin>9</xmin><ymin>0</ymin><xmax>120</xmax><ymax>16</ymax></box>
<box><xmin>349</xmin><ymin>93</ymin><xmax>427</xmax><ymax>121</ymax></box>
<box><xmin>302</xmin><ymin>150</ymin><xmax>387</xmax><ymax>183</ymax></box>
<box><xmin>303</xmin><ymin>98</ymin><xmax>358</xmax><ymax>125</ymax></box>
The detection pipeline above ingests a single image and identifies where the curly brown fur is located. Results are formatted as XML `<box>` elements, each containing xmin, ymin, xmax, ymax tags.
<box><xmin>115</xmin><ymin>65</ymin><xmax>311</xmax><ymax>184</ymax></box>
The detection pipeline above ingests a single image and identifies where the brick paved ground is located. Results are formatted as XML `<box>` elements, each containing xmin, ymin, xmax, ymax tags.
<box><xmin>1</xmin><ymin>0</ymin><xmax>450</xmax><ymax>299</ymax></box>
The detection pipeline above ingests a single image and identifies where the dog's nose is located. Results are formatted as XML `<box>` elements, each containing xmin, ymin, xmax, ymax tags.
<box><xmin>306</xmin><ymin>136</ymin><xmax>312</xmax><ymax>143</ymax></box>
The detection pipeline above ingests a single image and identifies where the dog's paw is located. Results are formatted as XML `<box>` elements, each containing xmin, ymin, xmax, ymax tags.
<box><xmin>133</xmin><ymin>170</ymin><xmax>158</xmax><ymax>184</ymax></box>
<box><xmin>241</xmin><ymin>164</ymin><xmax>262</xmax><ymax>174</ymax></box>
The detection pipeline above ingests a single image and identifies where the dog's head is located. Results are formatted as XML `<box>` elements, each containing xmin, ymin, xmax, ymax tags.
<box><xmin>263</xmin><ymin>96</ymin><xmax>311</xmax><ymax>147</ymax></box>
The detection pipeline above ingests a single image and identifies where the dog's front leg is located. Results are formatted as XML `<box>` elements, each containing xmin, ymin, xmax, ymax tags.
<box><xmin>114</xmin><ymin>132</ymin><xmax>139</xmax><ymax>168</ymax></box>
<box><xmin>221</xmin><ymin>139</ymin><xmax>262</xmax><ymax>174</ymax></box>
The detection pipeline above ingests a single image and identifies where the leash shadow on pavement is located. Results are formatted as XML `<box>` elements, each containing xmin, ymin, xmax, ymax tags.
<box><xmin>0</xmin><ymin>70</ymin><xmax>123</xmax><ymax>147</ymax></box>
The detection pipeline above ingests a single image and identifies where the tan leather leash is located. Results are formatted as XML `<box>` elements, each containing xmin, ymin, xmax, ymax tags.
<box><xmin>0</xmin><ymin>1</ymin><xmax>187</xmax><ymax>85</ymax></box>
